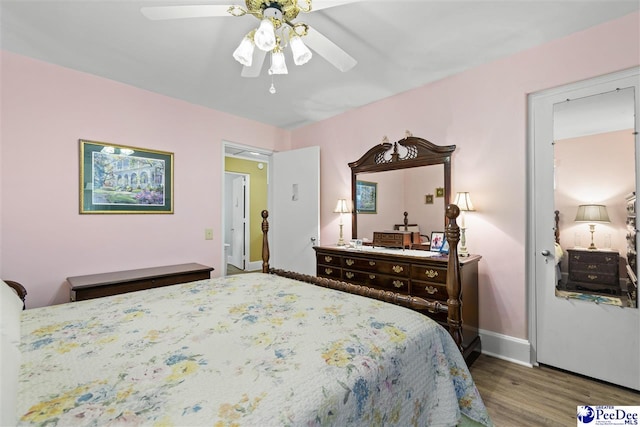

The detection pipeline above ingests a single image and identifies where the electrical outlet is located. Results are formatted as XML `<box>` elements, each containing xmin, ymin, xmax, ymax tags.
<box><xmin>205</xmin><ymin>228</ymin><xmax>213</xmax><ymax>240</ymax></box>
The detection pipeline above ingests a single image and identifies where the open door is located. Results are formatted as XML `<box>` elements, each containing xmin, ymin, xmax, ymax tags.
<box><xmin>530</xmin><ymin>68</ymin><xmax>640</xmax><ymax>390</ymax></box>
<box><xmin>271</xmin><ymin>146</ymin><xmax>320</xmax><ymax>275</ymax></box>
<box><xmin>229</xmin><ymin>174</ymin><xmax>246</xmax><ymax>270</ymax></box>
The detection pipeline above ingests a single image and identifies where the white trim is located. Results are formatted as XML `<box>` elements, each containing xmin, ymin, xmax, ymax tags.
<box><xmin>247</xmin><ymin>260</ymin><xmax>263</xmax><ymax>271</ymax></box>
<box><xmin>479</xmin><ymin>329</ymin><xmax>532</xmax><ymax>367</ymax></box>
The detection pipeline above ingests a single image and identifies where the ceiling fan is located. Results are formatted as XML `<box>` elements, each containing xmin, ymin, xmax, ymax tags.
<box><xmin>140</xmin><ymin>1</ymin><xmax>358</xmax><ymax>81</ymax></box>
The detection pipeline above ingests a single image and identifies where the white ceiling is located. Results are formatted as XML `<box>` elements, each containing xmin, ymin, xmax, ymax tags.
<box><xmin>1</xmin><ymin>0</ymin><xmax>638</xmax><ymax>130</ymax></box>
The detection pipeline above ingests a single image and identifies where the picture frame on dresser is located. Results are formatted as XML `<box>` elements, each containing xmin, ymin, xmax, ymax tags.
<box><xmin>431</xmin><ymin>231</ymin><xmax>445</xmax><ymax>251</ymax></box>
<box><xmin>80</xmin><ymin>139</ymin><xmax>174</xmax><ymax>214</ymax></box>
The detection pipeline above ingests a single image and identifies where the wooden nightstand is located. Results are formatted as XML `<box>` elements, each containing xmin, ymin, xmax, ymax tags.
<box><xmin>566</xmin><ymin>248</ymin><xmax>620</xmax><ymax>295</ymax></box>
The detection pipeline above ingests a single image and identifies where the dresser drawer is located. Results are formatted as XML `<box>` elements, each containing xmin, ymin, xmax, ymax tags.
<box><xmin>317</xmin><ymin>253</ymin><xmax>342</xmax><ymax>267</ymax></box>
<box><xmin>343</xmin><ymin>269</ymin><xmax>409</xmax><ymax>292</ymax></box>
<box><xmin>342</xmin><ymin>256</ymin><xmax>410</xmax><ymax>276</ymax></box>
<box><xmin>317</xmin><ymin>265</ymin><xmax>342</xmax><ymax>279</ymax></box>
<box><xmin>410</xmin><ymin>265</ymin><xmax>447</xmax><ymax>284</ymax></box>
<box><xmin>411</xmin><ymin>280</ymin><xmax>448</xmax><ymax>301</ymax></box>
<box><xmin>569</xmin><ymin>271</ymin><xmax>618</xmax><ymax>286</ymax></box>
<box><xmin>568</xmin><ymin>250</ymin><xmax>618</xmax><ymax>265</ymax></box>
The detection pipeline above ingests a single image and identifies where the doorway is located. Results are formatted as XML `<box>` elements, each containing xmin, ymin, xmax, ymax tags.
<box><xmin>528</xmin><ymin>67</ymin><xmax>640</xmax><ymax>390</ymax></box>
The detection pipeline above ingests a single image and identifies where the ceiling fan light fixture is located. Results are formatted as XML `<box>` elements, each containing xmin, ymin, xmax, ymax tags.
<box><xmin>254</xmin><ymin>18</ymin><xmax>277</xmax><ymax>51</ymax></box>
<box><xmin>289</xmin><ymin>34</ymin><xmax>312</xmax><ymax>65</ymax></box>
<box><xmin>232</xmin><ymin>33</ymin><xmax>255</xmax><ymax>66</ymax></box>
<box><xmin>269</xmin><ymin>49</ymin><xmax>288</xmax><ymax>75</ymax></box>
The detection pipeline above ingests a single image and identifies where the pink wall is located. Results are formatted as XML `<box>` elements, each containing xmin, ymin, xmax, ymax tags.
<box><xmin>291</xmin><ymin>12</ymin><xmax>640</xmax><ymax>339</ymax></box>
<box><xmin>0</xmin><ymin>51</ymin><xmax>290</xmax><ymax>308</ymax></box>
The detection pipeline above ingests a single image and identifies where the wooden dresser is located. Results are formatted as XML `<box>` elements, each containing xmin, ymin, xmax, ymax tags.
<box><xmin>68</xmin><ymin>263</ymin><xmax>214</xmax><ymax>301</ymax></box>
<box><xmin>566</xmin><ymin>248</ymin><xmax>620</xmax><ymax>295</ymax></box>
<box><xmin>314</xmin><ymin>246</ymin><xmax>481</xmax><ymax>363</ymax></box>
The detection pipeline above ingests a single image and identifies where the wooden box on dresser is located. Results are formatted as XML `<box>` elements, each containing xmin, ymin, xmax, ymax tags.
<box><xmin>314</xmin><ymin>246</ymin><xmax>481</xmax><ymax>364</ymax></box>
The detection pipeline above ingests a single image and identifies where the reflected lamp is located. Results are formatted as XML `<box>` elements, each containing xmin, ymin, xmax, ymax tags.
<box><xmin>574</xmin><ymin>204</ymin><xmax>610</xmax><ymax>250</ymax></box>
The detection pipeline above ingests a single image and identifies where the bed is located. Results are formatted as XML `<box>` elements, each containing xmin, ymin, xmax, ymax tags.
<box><xmin>3</xmin><ymin>210</ymin><xmax>492</xmax><ymax>427</ymax></box>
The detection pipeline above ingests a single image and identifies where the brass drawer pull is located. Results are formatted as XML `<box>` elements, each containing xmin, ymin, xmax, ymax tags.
<box><xmin>587</xmin><ymin>274</ymin><xmax>598</xmax><ymax>281</ymax></box>
<box><xmin>369</xmin><ymin>261</ymin><xmax>376</xmax><ymax>266</ymax></box>
<box><xmin>424</xmin><ymin>269</ymin><xmax>439</xmax><ymax>278</ymax></box>
<box><xmin>587</xmin><ymin>264</ymin><xmax>597</xmax><ymax>269</ymax></box>
<box><xmin>425</xmin><ymin>286</ymin><xmax>438</xmax><ymax>295</ymax></box>
<box><xmin>324</xmin><ymin>256</ymin><xmax>333</xmax><ymax>263</ymax></box>
<box><xmin>346</xmin><ymin>272</ymin><xmax>355</xmax><ymax>279</ymax></box>
<box><xmin>346</xmin><ymin>259</ymin><xmax>355</xmax><ymax>266</ymax></box>
<box><xmin>393</xmin><ymin>280</ymin><xmax>404</xmax><ymax>288</ymax></box>
<box><xmin>369</xmin><ymin>274</ymin><xmax>376</xmax><ymax>280</ymax></box>
<box><xmin>324</xmin><ymin>268</ymin><xmax>333</xmax><ymax>275</ymax></box>
<box><xmin>392</xmin><ymin>265</ymin><xmax>404</xmax><ymax>273</ymax></box>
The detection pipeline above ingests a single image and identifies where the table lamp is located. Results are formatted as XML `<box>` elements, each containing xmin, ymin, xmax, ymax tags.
<box><xmin>334</xmin><ymin>198</ymin><xmax>351</xmax><ymax>246</ymax></box>
<box><xmin>453</xmin><ymin>192</ymin><xmax>475</xmax><ymax>257</ymax></box>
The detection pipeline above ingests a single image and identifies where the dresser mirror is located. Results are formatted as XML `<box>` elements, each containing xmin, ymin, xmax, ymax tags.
<box><xmin>553</xmin><ymin>87</ymin><xmax>637</xmax><ymax>308</ymax></box>
<box><xmin>349</xmin><ymin>135</ymin><xmax>456</xmax><ymax>241</ymax></box>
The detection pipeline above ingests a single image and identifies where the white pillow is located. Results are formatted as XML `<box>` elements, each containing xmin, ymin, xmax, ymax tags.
<box><xmin>0</xmin><ymin>280</ymin><xmax>22</xmax><ymax>427</ymax></box>
<box><xmin>0</xmin><ymin>280</ymin><xmax>23</xmax><ymax>344</ymax></box>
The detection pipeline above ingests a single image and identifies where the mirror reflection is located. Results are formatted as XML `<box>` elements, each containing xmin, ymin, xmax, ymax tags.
<box><xmin>355</xmin><ymin>165</ymin><xmax>445</xmax><ymax>242</ymax></box>
<box><xmin>553</xmin><ymin>87</ymin><xmax>637</xmax><ymax>308</ymax></box>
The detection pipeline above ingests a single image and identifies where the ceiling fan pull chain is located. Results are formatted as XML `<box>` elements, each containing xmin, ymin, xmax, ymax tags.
<box><xmin>270</xmin><ymin>76</ymin><xmax>277</xmax><ymax>94</ymax></box>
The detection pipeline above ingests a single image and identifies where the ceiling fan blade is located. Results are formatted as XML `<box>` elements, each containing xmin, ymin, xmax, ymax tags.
<box><xmin>241</xmin><ymin>49</ymin><xmax>267</xmax><ymax>78</ymax></box>
<box><xmin>140</xmin><ymin>5</ymin><xmax>233</xmax><ymax>20</ymax></box>
<box><xmin>308</xmin><ymin>0</ymin><xmax>362</xmax><ymax>11</ymax></box>
<box><xmin>304</xmin><ymin>27</ymin><xmax>357</xmax><ymax>72</ymax></box>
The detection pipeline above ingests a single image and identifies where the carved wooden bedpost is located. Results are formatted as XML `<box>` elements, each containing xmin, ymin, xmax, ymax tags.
<box><xmin>445</xmin><ymin>204</ymin><xmax>463</xmax><ymax>351</ymax></box>
<box><xmin>261</xmin><ymin>210</ymin><xmax>270</xmax><ymax>273</ymax></box>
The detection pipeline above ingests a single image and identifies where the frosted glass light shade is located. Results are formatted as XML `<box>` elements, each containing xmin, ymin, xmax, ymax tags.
<box><xmin>232</xmin><ymin>36</ymin><xmax>254</xmax><ymax>66</ymax></box>
<box><xmin>254</xmin><ymin>18</ymin><xmax>276</xmax><ymax>51</ymax></box>
<box><xmin>290</xmin><ymin>35</ymin><xmax>312</xmax><ymax>65</ymax></box>
<box><xmin>269</xmin><ymin>50</ymin><xmax>288</xmax><ymax>75</ymax></box>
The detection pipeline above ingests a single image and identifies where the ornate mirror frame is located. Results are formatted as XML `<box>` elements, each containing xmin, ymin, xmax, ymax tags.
<box><xmin>348</xmin><ymin>135</ymin><xmax>456</xmax><ymax>239</ymax></box>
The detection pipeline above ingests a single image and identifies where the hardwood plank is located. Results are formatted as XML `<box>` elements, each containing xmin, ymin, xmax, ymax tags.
<box><xmin>470</xmin><ymin>354</ymin><xmax>640</xmax><ymax>426</ymax></box>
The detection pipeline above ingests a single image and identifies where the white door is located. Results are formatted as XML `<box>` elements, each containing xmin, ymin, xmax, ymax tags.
<box><xmin>230</xmin><ymin>175</ymin><xmax>246</xmax><ymax>270</ymax></box>
<box><xmin>271</xmin><ymin>146</ymin><xmax>320</xmax><ymax>275</ymax></box>
<box><xmin>530</xmin><ymin>68</ymin><xmax>640</xmax><ymax>390</ymax></box>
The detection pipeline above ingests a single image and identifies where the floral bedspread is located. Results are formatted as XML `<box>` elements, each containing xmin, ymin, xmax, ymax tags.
<box><xmin>17</xmin><ymin>273</ymin><xmax>492</xmax><ymax>426</ymax></box>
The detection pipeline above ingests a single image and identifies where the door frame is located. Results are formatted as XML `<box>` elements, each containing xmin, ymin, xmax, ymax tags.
<box><xmin>527</xmin><ymin>66</ymin><xmax>640</xmax><ymax>367</ymax></box>
<box><xmin>222</xmin><ymin>141</ymin><xmax>273</xmax><ymax>274</ymax></box>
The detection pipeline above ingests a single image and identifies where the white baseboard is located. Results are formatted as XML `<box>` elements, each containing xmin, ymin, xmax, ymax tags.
<box><xmin>247</xmin><ymin>260</ymin><xmax>262</xmax><ymax>271</ymax></box>
<box><xmin>478</xmin><ymin>328</ymin><xmax>533</xmax><ymax>367</ymax></box>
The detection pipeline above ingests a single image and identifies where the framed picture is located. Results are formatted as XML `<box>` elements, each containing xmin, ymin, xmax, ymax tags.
<box><xmin>80</xmin><ymin>139</ymin><xmax>174</xmax><ymax>214</ymax></box>
<box><xmin>355</xmin><ymin>180</ymin><xmax>377</xmax><ymax>214</ymax></box>
<box><xmin>425</xmin><ymin>194</ymin><xmax>434</xmax><ymax>204</ymax></box>
<box><xmin>435</xmin><ymin>187</ymin><xmax>445</xmax><ymax>198</ymax></box>
<box><xmin>430</xmin><ymin>231</ymin><xmax>445</xmax><ymax>251</ymax></box>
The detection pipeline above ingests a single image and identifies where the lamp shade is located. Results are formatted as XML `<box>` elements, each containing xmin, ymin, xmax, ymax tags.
<box><xmin>232</xmin><ymin>35</ymin><xmax>254</xmax><ymax>67</ymax></box>
<box><xmin>268</xmin><ymin>50</ymin><xmax>288</xmax><ymax>75</ymax></box>
<box><xmin>574</xmin><ymin>204</ymin><xmax>610</xmax><ymax>223</ymax></box>
<box><xmin>453</xmin><ymin>192</ymin><xmax>475</xmax><ymax>211</ymax></box>
<box><xmin>334</xmin><ymin>199</ymin><xmax>352</xmax><ymax>214</ymax></box>
<box><xmin>290</xmin><ymin>35</ymin><xmax>312</xmax><ymax>65</ymax></box>
<box><xmin>254</xmin><ymin>18</ymin><xmax>276</xmax><ymax>51</ymax></box>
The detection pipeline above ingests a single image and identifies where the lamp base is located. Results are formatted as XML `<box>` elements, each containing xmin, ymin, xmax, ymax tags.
<box><xmin>337</xmin><ymin>223</ymin><xmax>345</xmax><ymax>246</ymax></box>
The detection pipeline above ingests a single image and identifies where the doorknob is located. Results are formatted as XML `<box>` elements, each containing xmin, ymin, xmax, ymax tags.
<box><xmin>310</xmin><ymin>237</ymin><xmax>316</xmax><ymax>243</ymax></box>
<box><xmin>541</xmin><ymin>249</ymin><xmax>551</xmax><ymax>256</ymax></box>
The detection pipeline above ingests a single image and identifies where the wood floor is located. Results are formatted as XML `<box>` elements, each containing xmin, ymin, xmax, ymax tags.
<box><xmin>469</xmin><ymin>354</ymin><xmax>640</xmax><ymax>426</ymax></box>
